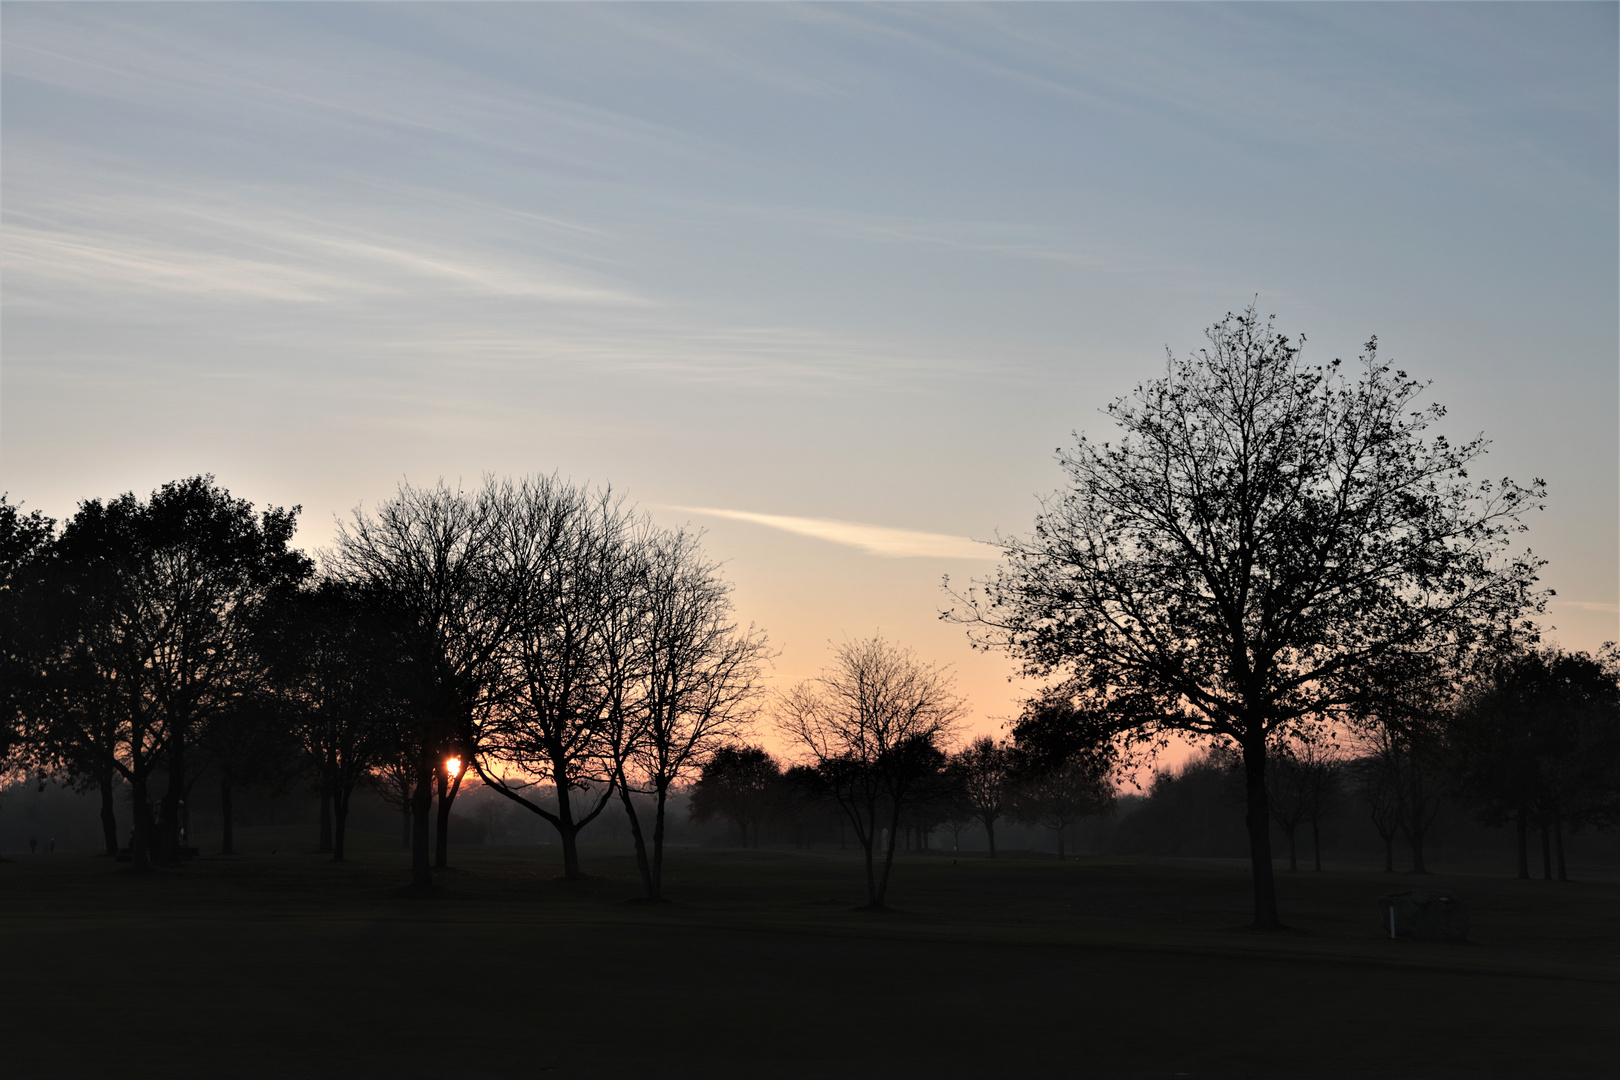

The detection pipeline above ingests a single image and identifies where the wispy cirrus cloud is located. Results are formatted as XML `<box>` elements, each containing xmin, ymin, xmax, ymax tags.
<box><xmin>1551</xmin><ymin>600</ymin><xmax>1620</xmax><ymax>614</ymax></box>
<box><xmin>671</xmin><ymin>506</ymin><xmax>998</xmax><ymax>560</ymax></box>
<box><xmin>1</xmin><ymin>161</ymin><xmax>643</xmax><ymax>309</ymax></box>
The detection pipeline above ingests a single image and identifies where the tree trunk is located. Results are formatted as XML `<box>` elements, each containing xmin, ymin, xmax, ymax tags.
<box><xmin>332</xmin><ymin>784</ymin><xmax>352</xmax><ymax>862</ymax></box>
<box><xmin>219</xmin><ymin>777</ymin><xmax>234</xmax><ymax>856</ymax></box>
<box><xmin>1241</xmin><ymin>737</ymin><xmax>1281</xmax><ymax>929</ymax></box>
<box><xmin>1382</xmin><ymin>832</ymin><xmax>1395</xmax><ymax>873</ymax></box>
<box><xmin>129</xmin><ymin>769</ymin><xmax>153</xmax><ymax>871</ymax></box>
<box><xmin>1286</xmin><ymin>825</ymin><xmax>1297</xmax><ymax>872</ymax></box>
<box><xmin>1515</xmin><ymin>808</ymin><xmax>1529</xmax><ymax>879</ymax></box>
<box><xmin>616</xmin><ymin>775</ymin><xmax>655</xmax><ymax>899</ymax></box>
<box><xmin>434</xmin><ymin>767</ymin><xmax>453</xmax><ymax>870</ymax></box>
<box><xmin>158</xmin><ymin>729</ymin><xmax>187</xmax><ymax>861</ymax></box>
<box><xmin>1553</xmin><ymin>810</ymin><xmax>1567</xmax><ymax>882</ymax></box>
<box><xmin>318</xmin><ymin>780</ymin><xmax>333</xmax><ymax>853</ymax></box>
<box><xmin>1540</xmin><ymin>818</ymin><xmax>1552</xmax><ymax>880</ymax></box>
<box><xmin>554</xmin><ymin>779</ymin><xmax>583</xmax><ymax>879</ymax></box>
<box><xmin>1055</xmin><ymin>826</ymin><xmax>1066</xmax><ymax>861</ymax></box>
<box><xmin>99</xmin><ymin>772</ymin><xmax>119</xmax><ymax>857</ymax></box>
<box><xmin>1311</xmin><ymin>818</ymin><xmax>1322</xmax><ymax>872</ymax></box>
<box><xmin>1405</xmin><ymin>765</ymin><xmax>1429</xmax><ymax>874</ymax></box>
<box><xmin>875</xmin><ymin>803</ymin><xmax>904</xmax><ymax>907</ymax></box>
<box><xmin>1409</xmin><ymin>822</ymin><xmax>1428</xmax><ymax>874</ymax></box>
<box><xmin>401</xmin><ymin>805</ymin><xmax>411</xmax><ymax>850</ymax></box>
<box><xmin>860</xmin><ymin>821</ymin><xmax>878</xmax><ymax>907</ymax></box>
<box><xmin>434</xmin><ymin>768</ymin><xmax>449</xmax><ymax>869</ymax></box>
<box><xmin>650</xmin><ymin>781</ymin><xmax>670</xmax><ymax>901</ymax></box>
<box><xmin>985</xmin><ymin>818</ymin><xmax>997</xmax><ymax>858</ymax></box>
<box><xmin>410</xmin><ymin>757</ymin><xmax>434</xmax><ymax>889</ymax></box>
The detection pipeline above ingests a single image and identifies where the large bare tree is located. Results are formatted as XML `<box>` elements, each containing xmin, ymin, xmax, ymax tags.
<box><xmin>950</xmin><ymin>307</ymin><xmax>1545</xmax><ymax>927</ymax></box>
<box><xmin>777</xmin><ymin>635</ymin><xmax>963</xmax><ymax>909</ymax></box>
<box><xmin>468</xmin><ymin>478</ymin><xmax>633</xmax><ymax>880</ymax></box>
<box><xmin>329</xmin><ymin>478</ymin><xmax>518</xmax><ymax>888</ymax></box>
<box><xmin>607</xmin><ymin>527</ymin><xmax>769</xmax><ymax>901</ymax></box>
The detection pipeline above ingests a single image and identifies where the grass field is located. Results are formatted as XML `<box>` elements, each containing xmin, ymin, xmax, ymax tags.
<box><xmin>3</xmin><ymin>830</ymin><xmax>1616</xmax><ymax>1078</ymax></box>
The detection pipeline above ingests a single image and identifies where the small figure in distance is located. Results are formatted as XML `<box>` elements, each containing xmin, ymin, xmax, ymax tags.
<box><xmin>28</xmin><ymin>836</ymin><xmax>37</xmax><ymax>856</ymax></box>
<box><xmin>48</xmin><ymin>838</ymin><xmax>56</xmax><ymax>854</ymax></box>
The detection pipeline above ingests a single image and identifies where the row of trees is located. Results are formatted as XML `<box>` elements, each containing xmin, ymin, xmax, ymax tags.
<box><xmin>1160</xmin><ymin>643</ymin><xmax>1620</xmax><ymax>881</ymax></box>
<box><xmin>1271</xmin><ymin>645</ymin><xmax>1620</xmax><ymax>883</ymax></box>
<box><xmin>691</xmin><ymin>682</ymin><xmax>1115</xmax><ymax>906</ymax></box>
<box><xmin>0</xmin><ymin>470</ymin><xmax>1119</xmax><ymax>910</ymax></box>
<box><xmin>1415</xmin><ymin>645</ymin><xmax>1619</xmax><ymax>878</ymax></box>
<box><xmin>7</xmin><ymin>305</ymin><xmax>1616</xmax><ymax>923</ymax></box>
<box><xmin>692</xmin><ymin>631</ymin><xmax>1618</xmax><ymax>892</ymax></box>
<box><xmin>2</xmin><ymin>478</ymin><xmax>311</xmax><ymax>868</ymax></box>
<box><xmin>1</xmin><ymin>475</ymin><xmax>770</xmax><ymax>900</ymax></box>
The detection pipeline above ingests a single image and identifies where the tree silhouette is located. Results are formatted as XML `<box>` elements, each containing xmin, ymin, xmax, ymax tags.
<box><xmin>52</xmin><ymin>477</ymin><xmax>309</xmax><ymax>868</ymax></box>
<box><xmin>1355</xmin><ymin>652</ymin><xmax>1453</xmax><ymax>874</ymax></box>
<box><xmin>0</xmin><ymin>497</ymin><xmax>56</xmax><ymax>777</ymax></box>
<box><xmin>1265</xmin><ymin>739</ymin><xmax>1342</xmax><ymax>873</ymax></box>
<box><xmin>952</xmin><ymin>306</ymin><xmax>1545</xmax><ymax>927</ymax></box>
<box><xmin>1351</xmin><ymin>750</ymin><xmax>1403</xmax><ymax>873</ymax></box>
<box><xmin>1</xmin><ymin>498</ymin><xmax>129</xmax><ymax>852</ymax></box>
<box><xmin>690</xmin><ymin>745</ymin><xmax>783</xmax><ymax>847</ymax></box>
<box><xmin>608</xmin><ymin>527</ymin><xmax>769</xmax><ymax>900</ymax></box>
<box><xmin>947</xmin><ymin>737</ymin><xmax>1013</xmax><ymax>857</ymax></box>
<box><xmin>1008</xmin><ymin>696</ymin><xmax>1115</xmax><ymax>859</ymax></box>
<box><xmin>466</xmin><ymin>478</ymin><xmax>633</xmax><ymax>880</ymax></box>
<box><xmin>1451</xmin><ymin>646</ymin><xmax>1620</xmax><ymax>880</ymax></box>
<box><xmin>777</xmin><ymin>636</ymin><xmax>963</xmax><ymax>908</ymax></box>
<box><xmin>256</xmin><ymin>580</ymin><xmax>402</xmax><ymax>861</ymax></box>
<box><xmin>330</xmin><ymin>478</ymin><xmax>517</xmax><ymax>888</ymax></box>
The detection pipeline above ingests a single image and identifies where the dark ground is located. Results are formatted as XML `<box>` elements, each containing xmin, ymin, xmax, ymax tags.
<box><xmin>2</xmin><ymin>831</ymin><xmax>1616</xmax><ymax>1078</ymax></box>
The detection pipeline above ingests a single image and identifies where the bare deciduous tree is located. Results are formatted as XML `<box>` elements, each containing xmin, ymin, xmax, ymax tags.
<box><xmin>469</xmin><ymin>479</ymin><xmax>632</xmax><ymax>880</ymax></box>
<box><xmin>1266</xmin><ymin>738</ymin><xmax>1343</xmax><ymax>873</ymax></box>
<box><xmin>777</xmin><ymin>635</ymin><xmax>963</xmax><ymax>909</ymax></box>
<box><xmin>1352</xmin><ymin>751</ymin><xmax>1403</xmax><ymax>874</ymax></box>
<box><xmin>1009</xmin><ymin>754</ymin><xmax>1113</xmax><ymax>860</ymax></box>
<box><xmin>609</xmin><ymin>528</ymin><xmax>769</xmax><ymax>901</ymax></box>
<box><xmin>950</xmin><ymin>306</ymin><xmax>1545</xmax><ymax>927</ymax></box>
<box><xmin>330</xmin><ymin>478</ymin><xmax>517</xmax><ymax>888</ymax></box>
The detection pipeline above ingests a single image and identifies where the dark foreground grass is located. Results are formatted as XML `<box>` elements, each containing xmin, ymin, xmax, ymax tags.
<box><xmin>3</xmin><ymin>833</ymin><xmax>1616</xmax><ymax>1078</ymax></box>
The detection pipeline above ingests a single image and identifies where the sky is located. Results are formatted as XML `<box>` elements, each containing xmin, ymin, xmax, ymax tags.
<box><xmin>3</xmin><ymin>2</ymin><xmax>1616</xmax><ymax>752</ymax></box>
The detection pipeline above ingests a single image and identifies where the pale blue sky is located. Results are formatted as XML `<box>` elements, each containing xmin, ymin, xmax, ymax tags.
<box><xmin>3</xmin><ymin>3</ymin><xmax>1615</xmax><ymax>728</ymax></box>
